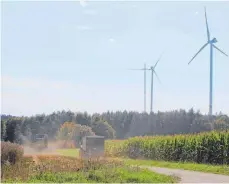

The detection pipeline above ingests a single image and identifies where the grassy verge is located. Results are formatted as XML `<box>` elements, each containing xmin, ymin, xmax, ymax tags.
<box><xmin>121</xmin><ymin>158</ymin><xmax>229</xmax><ymax>176</ymax></box>
<box><xmin>27</xmin><ymin>167</ymin><xmax>176</xmax><ymax>183</ymax></box>
<box><xmin>56</xmin><ymin>148</ymin><xmax>79</xmax><ymax>157</ymax></box>
<box><xmin>1</xmin><ymin>155</ymin><xmax>177</xmax><ymax>183</ymax></box>
<box><xmin>56</xmin><ymin>149</ymin><xmax>229</xmax><ymax>176</ymax></box>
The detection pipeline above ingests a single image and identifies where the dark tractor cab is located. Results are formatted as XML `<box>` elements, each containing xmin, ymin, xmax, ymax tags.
<box><xmin>30</xmin><ymin>134</ymin><xmax>48</xmax><ymax>150</ymax></box>
<box><xmin>79</xmin><ymin>135</ymin><xmax>105</xmax><ymax>159</ymax></box>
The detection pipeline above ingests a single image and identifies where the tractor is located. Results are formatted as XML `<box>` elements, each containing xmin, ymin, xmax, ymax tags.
<box><xmin>79</xmin><ymin>135</ymin><xmax>105</xmax><ymax>159</ymax></box>
<box><xmin>29</xmin><ymin>134</ymin><xmax>48</xmax><ymax>151</ymax></box>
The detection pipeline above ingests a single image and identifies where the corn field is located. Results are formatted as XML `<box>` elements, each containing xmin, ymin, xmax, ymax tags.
<box><xmin>105</xmin><ymin>131</ymin><xmax>229</xmax><ymax>165</ymax></box>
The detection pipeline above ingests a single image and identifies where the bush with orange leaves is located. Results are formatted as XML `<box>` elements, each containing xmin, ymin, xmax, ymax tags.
<box><xmin>56</xmin><ymin>122</ymin><xmax>95</xmax><ymax>148</ymax></box>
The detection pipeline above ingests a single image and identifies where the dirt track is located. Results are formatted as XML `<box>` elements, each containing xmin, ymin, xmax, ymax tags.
<box><xmin>146</xmin><ymin>166</ymin><xmax>229</xmax><ymax>183</ymax></box>
<box><xmin>25</xmin><ymin>153</ymin><xmax>61</xmax><ymax>165</ymax></box>
<box><xmin>23</xmin><ymin>144</ymin><xmax>61</xmax><ymax>164</ymax></box>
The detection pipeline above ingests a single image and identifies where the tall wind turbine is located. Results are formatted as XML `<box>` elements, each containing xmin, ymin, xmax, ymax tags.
<box><xmin>148</xmin><ymin>54</ymin><xmax>163</xmax><ymax>113</ymax></box>
<box><xmin>188</xmin><ymin>7</ymin><xmax>228</xmax><ymax>117</ymax></box>
<box><xmin>128</xmin><ymin>63</ymin><xmax>148</xmax><ymax>112</ymax></box>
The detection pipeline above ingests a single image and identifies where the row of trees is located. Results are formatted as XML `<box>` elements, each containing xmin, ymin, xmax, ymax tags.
<box><xmin>100</xmin><ymin>109</ymin><xmax>229</xmax><ymax>138</ymax></box>
<box><xmin>1</xmin><ymin>112</ymin><xmax>116</xmax><ymax>144</ymax></box>
<box><xmin>1</xmin><ymin>109</ymin><xmax>229</xmax><ymax>144</ymax></box>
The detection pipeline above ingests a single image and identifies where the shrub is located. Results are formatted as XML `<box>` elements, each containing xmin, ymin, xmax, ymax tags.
<box><xmin>92</xmin><ymin>120</ymin><xmax>116</xmax><ymax>139</ymax></box>
<box><xmin>1</xmin><ymin>141</ymin><xmax>24</xmax><ymax>165</ymax></box>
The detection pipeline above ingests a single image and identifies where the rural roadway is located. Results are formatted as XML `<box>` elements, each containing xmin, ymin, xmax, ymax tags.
<box><xmin>145</xmin><ymin>166</ymin><xmax>229</xmax><ymax>183</ymax></box>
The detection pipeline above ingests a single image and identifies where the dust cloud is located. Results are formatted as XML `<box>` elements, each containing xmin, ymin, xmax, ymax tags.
<box><xmin>23</xmin><ymin>141</ymin><xmax>61</xmax><ymax>156</ymax></box>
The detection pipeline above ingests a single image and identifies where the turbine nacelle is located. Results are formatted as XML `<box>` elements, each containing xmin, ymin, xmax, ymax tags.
<box><xmin>210</xmin><ymin>38</ymin><xmax>217</xmax><ymax>44</ymax></box>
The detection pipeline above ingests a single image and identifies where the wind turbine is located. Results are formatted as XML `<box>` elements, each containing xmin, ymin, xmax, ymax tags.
<box><xmin>188</xmin><ymin>7</ymin><xmax>228</xmax><ymax>117</ymax></box>
<box><xmin>148</xmin><ymin>54</ymin><xmax>163</xmax><ymax>113</ymax></box>
<box><xmin>128</xmin><ymin>63</ymin><xmax>148</xmax><ymax>112</ymax></box>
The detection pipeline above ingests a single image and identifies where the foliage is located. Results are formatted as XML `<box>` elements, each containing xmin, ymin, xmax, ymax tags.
<box><xmin>2</xmin><ymin>109</ymin><xmax>229</xmax><ymax>144</ymax></box>
<box><xmin>105</xmin><ymin>140</ymin><xmax>125</xmax><ymax>157</ymax></box>
<box><xmin>1</xmin><ymin>141</ymin><xmax>24</xmax><ymax>165</ymax></box>
<box><xmin>4</xmin><ymin>118</ymin><xmax>23</xmax><ymax>144</ymax></box>
<box><xmin>28</xmin><ymin>167</ymin><xmax>176</xmax><ymax>183</ymax></box>
<box><xmin>214</xmin><ymin>115</ymin><xmax>229</xmax><ymax>130</ymax></box>
<box><xmin>56</xmin><ymin>122</ymin><xmax>77</xmax><ymax>140</ymax></box>
<box><xmin>56</xmin><ymin>121</ymin><xmax>95</xmax><ymax>147</ymax></box>
<box><xmin>1</xmin><ymin>155</ymin><xmax>177</xmax><ymax>183</ymax></box>
<box><xmin>105</xmin><ymin>131</ymin><xmax>229</xmax><ymax>165</ymax></box>
<box><xmin>1</xmin><ymin>114</ymin><xmax>15</xmax><ymax>121</ymax></box>
<box><xmin>1</xmin><ymin>120</ymin><xmax>6</xmax><ymax>140</ymax></box>
<box><xmin>91</xmin><ymin>119</ymin><xmax>116</xmax><ymax>139</ymax></box>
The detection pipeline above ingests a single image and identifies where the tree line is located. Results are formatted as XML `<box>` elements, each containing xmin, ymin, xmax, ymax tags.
<box><xmin>1</xmin><ymin>109</ymin><xmax>229</xmax><ymax>144</ymax></box>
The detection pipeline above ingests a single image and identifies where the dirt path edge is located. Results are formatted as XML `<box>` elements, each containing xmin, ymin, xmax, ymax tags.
<box><xmin>143</xmin><ymin>166</ymin><xmax>229</xmax><ymax>183</ymax></box>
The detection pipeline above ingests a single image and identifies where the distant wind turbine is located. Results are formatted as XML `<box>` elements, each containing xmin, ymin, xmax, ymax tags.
<box><xmin>188</xmin><ymin>7</ymin><xmax>228</xmax><ymax>117</ymax></box>
<box><xmin>128</xmin><ymin>63</ymin><xmax>147</xmax><ymax>112</ymax></box>
<box><xmin>148</xmin><ymin>54</ymin><xmax>163</xmax><ymax>113</ymax></box>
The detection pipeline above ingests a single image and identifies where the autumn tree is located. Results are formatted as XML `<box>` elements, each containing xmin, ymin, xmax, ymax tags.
<box><xmin>214</xmin><ymin>115</ymin><xmax>229</xmax><ymax>130</ymax></box>
<box><xmin>56</xmin><ymin>122</ymin><xmax>95</xmax><ymax>147</ymax></box>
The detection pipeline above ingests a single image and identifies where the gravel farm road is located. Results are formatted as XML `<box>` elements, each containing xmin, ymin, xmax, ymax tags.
<box><xmin>146</xmin><ymin>166</ymin><xmax>229</xmax><ymax>183</ymax></box>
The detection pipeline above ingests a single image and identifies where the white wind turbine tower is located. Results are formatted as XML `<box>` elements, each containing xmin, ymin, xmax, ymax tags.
<box><xmin>188</xmin><ymin>7</ymin><xmax>228</xmax><ymax>117</ymax></box>
<box><xmin>147</xmin><ymin>54</ymin><xmax>163</xmax><ymax>113</ymax></box>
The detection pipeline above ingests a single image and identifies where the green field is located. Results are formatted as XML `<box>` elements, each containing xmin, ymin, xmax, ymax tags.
<box><xmin>56</xmin><ymin>148</ymin><xmax>79</xmax><ymax>157</ymax></box>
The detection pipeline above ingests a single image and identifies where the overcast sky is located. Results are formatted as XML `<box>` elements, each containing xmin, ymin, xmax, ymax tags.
<box><xmin>1</xmin><ymin>1</ymin><xmax>229</xmax><ymax>116</ymax></box>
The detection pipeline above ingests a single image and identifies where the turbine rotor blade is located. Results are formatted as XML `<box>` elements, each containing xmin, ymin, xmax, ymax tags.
<box><xmin>153</xmin><ymin>70</ymin><xmax>161</xmax><ymax>84</ymax></box>
<box><xmin>153</xmin><ymin>59</ymin><xmax>160</xmax><ymax>69</ymax></box>
<box><xmin>127</xmin><ymin>68</ymin><xmax>145</xmax><ymax>70</ymax></box>
<box><xmin>188</xmin><ymin>42</ymin><xmax>209</xmax><ymax>65</ymax></box>
<box><xmin>205</xmin><ymin>7</ymin><xmax>210</xmax><ymax>42</ymax></box>
<box><xmin>153</xmin><ymin>52</ymin><xmax>164</xmax><ymax>69</ymax></box>
<box><xmin>213</xmin><ymin>45</ymin><xmax>228</xmax><ymax>57</ymax></box>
